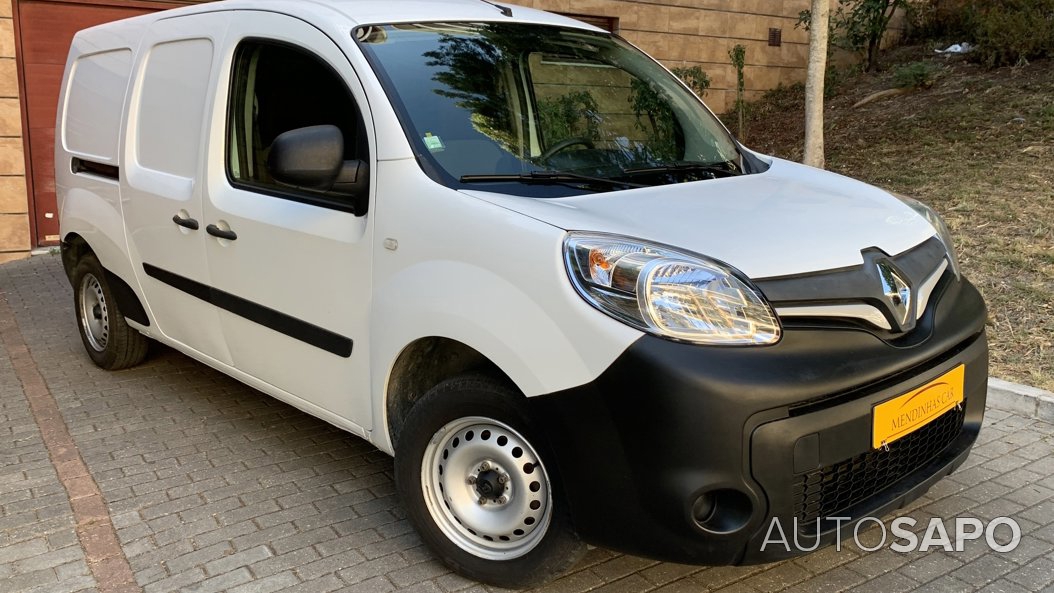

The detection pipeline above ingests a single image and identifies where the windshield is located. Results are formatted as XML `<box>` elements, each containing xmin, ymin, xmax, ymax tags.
<box><xmin>357</xmin><ymin>22</ymin><xmax>745</xmax><ymax>196</ymax></box>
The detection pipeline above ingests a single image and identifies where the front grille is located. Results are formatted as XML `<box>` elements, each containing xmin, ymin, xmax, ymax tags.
<box><xmin>792</xmin><ymin>406</ymin><xmax>965</xmax><ymax>526</ymax></box>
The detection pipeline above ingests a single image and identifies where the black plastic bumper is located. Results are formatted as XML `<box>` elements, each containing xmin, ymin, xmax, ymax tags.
<box><xmin>528</xmin><ymin>275</ymin><xmax>987</xmax><ymax>565</ymax></box>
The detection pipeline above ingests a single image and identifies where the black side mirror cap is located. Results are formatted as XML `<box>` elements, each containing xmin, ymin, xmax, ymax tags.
<box><xmin>268</xmin><ymin>125</ymin><xmax>344</xmax><ymax>190</ymax></box>
<box><xmin>267</xmin><ymin>124</ymin><xmax>369</xmax><ymax>215</ymax></box>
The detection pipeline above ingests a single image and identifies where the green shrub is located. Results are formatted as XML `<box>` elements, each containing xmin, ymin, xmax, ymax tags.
<box><xmin>906</xmin><ymin>0</ymin><xmax>974</xmax><ymax>41</ymax></box>
<box><xmin>892</xmin><ymin>61</ymin><xmax>941</xmax><ymax>88</ymax></box>
<box><xmin>670</xmin><ymin>65</ymin><xmax>711</xmax><ymax>97</ymax></box>
<box><xmin>825</xmin><ymin>63</ymin><xmax>864</xmax><ymax>99</ymax></box>
<box><xmin>968</xmin><ymin>0</ymin><xmax>1054</xmax><ymax>66</ymax></box>
<box><xmin>1038</xmin><ymin>103</ymin><xmax>1054</xmax><ymax>124</ymax></box>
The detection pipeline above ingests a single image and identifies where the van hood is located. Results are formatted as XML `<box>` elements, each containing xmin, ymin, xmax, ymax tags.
<box><xmin>459</xmin><ymin>157</ymin><xmax>939</xmax><ymax>279</ymax></box>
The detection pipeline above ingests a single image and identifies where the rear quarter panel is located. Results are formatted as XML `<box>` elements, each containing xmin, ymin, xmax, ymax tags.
<box><xmin>56</xmin><ymin>22</ymin><xmax>147</xmax><ymax>293</ymax></box>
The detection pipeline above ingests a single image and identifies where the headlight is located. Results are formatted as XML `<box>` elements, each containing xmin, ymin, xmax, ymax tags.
<box><xmin>564</xmin><ymin>233</ymin><xmax>780</xmax><ymax>345</ymax></box>
<box><xmin>894</xmin><ymin>193</ymin><xmax>961</xmax><ymax>278</ymax></box>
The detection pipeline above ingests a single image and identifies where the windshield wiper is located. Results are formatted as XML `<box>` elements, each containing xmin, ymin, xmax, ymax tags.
<box><xmin>620</xmin><ymin>160</ymin><xmax>742</xmax><ymax>179</ymax></box>
<box><xmin>460</xmin><ymin>171</ymin><xmax>648</xmax><ymax>190</ymax></box>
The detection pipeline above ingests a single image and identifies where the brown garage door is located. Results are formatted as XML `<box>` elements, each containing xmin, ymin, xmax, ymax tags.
<box><xmin>13</xmin><ymin>0</ymin><xmax>187</xmax><ymax>246</ymax></box>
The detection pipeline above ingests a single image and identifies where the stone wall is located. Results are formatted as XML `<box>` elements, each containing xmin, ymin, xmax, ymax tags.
<box><xmin>0</xmin><ymin>1</ymin><xmax>28</xmax><ymax>263</ymax></box>
<box><xmin>524</xmin><ymin>0</ymin><xmax>815</xmax><ymax>114</ymax></box>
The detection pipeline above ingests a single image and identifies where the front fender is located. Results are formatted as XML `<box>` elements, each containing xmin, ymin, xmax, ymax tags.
<box><xmin>370</xmin><ymin>256</ymin><xmax>640</xmax><ymax>453</ymax></box>
<box><xmin>374</xmin><ymin>260</ymin><xmax>589</xmax><ymax>395</ymax></box>
<box><xmin>368</xmin><ymin>160</ymin><xmax>643</xmax><ymax>453</ymax></box>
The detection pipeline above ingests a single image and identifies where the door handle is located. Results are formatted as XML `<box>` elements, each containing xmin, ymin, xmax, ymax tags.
<box><xmin>172</xmin><ymin>214</ymin><xmax>199</xmax><ymax>230</ymax></box>
<box><xmin>206</xmin><ymin>224</ymin><xmax>238</xmax><ymax>241</ymax></box>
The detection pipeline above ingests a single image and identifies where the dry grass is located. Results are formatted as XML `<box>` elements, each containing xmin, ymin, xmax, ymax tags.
<box><xmin>733</xmin><ymin>47</ymin><xmax>1054</xmax><ymax>390</ymax></box>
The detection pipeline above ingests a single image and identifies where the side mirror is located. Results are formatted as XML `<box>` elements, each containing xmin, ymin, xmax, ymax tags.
<box><xmin>268</xmin><ymin>125</ymin><xmax>343</xmax><ymax>189</ymax></box>
<box><xmin>268</xmin><ymin>125</ymin><xmax>369</xmax><ymax>213</ymax></box>
<box><xmin>330</xmin><ymin>158</ymin><xmax>370</xmax><ymax>214</ymax></box>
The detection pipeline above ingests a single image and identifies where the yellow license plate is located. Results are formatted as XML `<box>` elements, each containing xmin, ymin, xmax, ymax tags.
<box><xmin>872</xmin><ymin>365</ymin><xmax>965</xmax><ymax>450</ymax></box>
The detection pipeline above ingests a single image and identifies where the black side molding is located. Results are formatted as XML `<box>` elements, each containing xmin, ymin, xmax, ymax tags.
<box><xmin>71</xmin><ymin>157</ymin><xmax>119</xmax><ymax>181</ymax></box>
<box><xmin>142</xmin><ymin>263</ymin><xmax>353</xmax><ymax>358</ymax></box>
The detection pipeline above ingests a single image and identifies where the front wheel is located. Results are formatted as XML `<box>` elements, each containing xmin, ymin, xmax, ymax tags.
<box><xmin>395</xmin><ymin>375</ymin><xmax>584</xmax><ymax>588</ymax></box>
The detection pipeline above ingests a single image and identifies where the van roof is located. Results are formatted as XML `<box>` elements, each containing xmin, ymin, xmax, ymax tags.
<box><xmin>293</xmin><ymin>0</ymin><xmax>601</xmax><ymax>29</ymax></box>
<box><xmin>69</xmin><ymin>0</ymin><xmax>602</xmax><ymax>54</ymax></box>
<box><xmin>133</xmin><ymin>0</ymin><xmax>596</xmax><ymax>30</ymax></box>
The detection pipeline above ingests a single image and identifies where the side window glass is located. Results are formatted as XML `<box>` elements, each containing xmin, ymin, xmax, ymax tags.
<box><xmin>226</xmin><ymin>40</ymin><xmax>368</xmax><ymax>208</ymax></box>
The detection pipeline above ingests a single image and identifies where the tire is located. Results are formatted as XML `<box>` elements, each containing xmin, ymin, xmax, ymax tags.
<box><xmin>395</xmin><ymin>374</ymin><xmax>585</xmax><ymax>588</ymax></box>
<box><xmin>71</xmin><ymin>253</ymin><xmax>148</xmax><ymax>370</ymax></box>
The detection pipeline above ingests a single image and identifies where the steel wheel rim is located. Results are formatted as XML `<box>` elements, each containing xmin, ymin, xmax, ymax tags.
<box><xmin>78</xmin><ymin>273</ymin><xmax>109</xmax><ymax>352</ymax></box>
<box><xmin>421</xmin><ymin>416</ymin><xmax>553</xmax><ymax>560</ymax></box>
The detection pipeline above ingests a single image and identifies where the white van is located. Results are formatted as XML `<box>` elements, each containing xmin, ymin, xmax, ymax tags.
<box><xmin>56</xmin><ymin>0</ymin><xmax>988</xmax><ymax>586</ymax></box>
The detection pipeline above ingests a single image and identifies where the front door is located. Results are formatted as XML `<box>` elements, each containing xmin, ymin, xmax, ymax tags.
<box><xmin>200</xmin><ymin>12</ymin><xmax>375</xmax><ymax>431</ymax></box>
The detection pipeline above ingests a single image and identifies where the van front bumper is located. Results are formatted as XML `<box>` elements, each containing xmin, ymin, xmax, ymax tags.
<box><xmin>529</xmin><ymin>275</ymin><xmax>987</xmax><ymax>565</ymax></box>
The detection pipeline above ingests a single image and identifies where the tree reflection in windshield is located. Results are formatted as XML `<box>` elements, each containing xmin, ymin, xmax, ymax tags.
<box><xmin>537</xmin><ymin>91</ymin><xmax>601</xmax><ymax>149</ymax></box>
<box><xmin>359</xmin><ymin>22</ymin><xmax>742</xmax><ymax>192</ymax></box>
<box><xmin>423</xmin><ymin>25</ymin><xmax>537</xmax><ymax>157</ymax></box>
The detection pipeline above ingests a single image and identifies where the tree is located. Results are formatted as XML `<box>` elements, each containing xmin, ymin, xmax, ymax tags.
<box><xmin>728</xmin><ymin>45</ymin><xmax>747</xmax><ymax>139</ymax></box>
<box><xmin>839</xmin><ymin>0</ymin><xmax>907</xmax><ymax>72</ymax></box>
<box><xmin>799</xmin><ymin>0</ymin><xmax>908</xmax><ymax>72</ymax></box>
<box><xmin>804</xmin><ymin>0</ymin><xmax>830</xmax><ymax>168</ymax></box>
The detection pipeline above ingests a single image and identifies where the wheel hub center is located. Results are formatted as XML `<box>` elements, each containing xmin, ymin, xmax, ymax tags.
<box><xmin>92</xmin><ymin>304</ymin><xmax>102</xmax><ymax>320</ymax></box>
<box><xmin>474</xmin><ymin>469</ymin><xmax>502</xmax><ymax>498</ymax></box>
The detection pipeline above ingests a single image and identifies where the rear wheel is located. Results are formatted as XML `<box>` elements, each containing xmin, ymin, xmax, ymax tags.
<box><xmin>395</xmin><ymin>374</ymin><xmax>584</xmax><ymax>588</ymax></box>
<box><xmin>72</xmin><ymin>254</ymin><xmax>148</xmax><ymax>370</ymax></box>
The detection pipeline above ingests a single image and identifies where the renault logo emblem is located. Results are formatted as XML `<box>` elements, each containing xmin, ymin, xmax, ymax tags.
<box><xmin>876</xmin><ymin>260</ymin><xmax>913</xmax><ymax>330</ymax></box>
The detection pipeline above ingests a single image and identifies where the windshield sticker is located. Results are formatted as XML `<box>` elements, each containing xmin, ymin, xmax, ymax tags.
<box><xmin>423</xmin><ymin>133</ymin><xmax>445</xmax><ymax>152</ymax></box>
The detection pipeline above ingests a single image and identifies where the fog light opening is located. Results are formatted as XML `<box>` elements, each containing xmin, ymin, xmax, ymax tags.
<box><xmin>692</xmin><ymin>493</ymin><xmax>716</xmax><ymax>524</ymax></box>
<box><xmin>692</xmin><ymin>489</ymin><xmax>752</xmax><ymax>535</ymax></box>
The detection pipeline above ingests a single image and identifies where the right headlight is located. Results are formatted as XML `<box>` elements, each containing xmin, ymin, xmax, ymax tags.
<box><xmin>893</xmin><ymin>193</ymin><xmax>961</xmax><ymax>279</ymax></box>
<box><xmin>564</xmin><ymin>233</ymin><xmax>781</xmax><ymax>346</ymax></box>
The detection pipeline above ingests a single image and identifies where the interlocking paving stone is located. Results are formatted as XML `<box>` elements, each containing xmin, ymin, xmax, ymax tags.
<box><xmin>0</xmin><ymin>289</ymin><xmax>99</xmax><ymax>592</ymax></box>
<box><xmin>2</xmin><ymin>255</ymin><xmax>1054</xmax><ymax>592</ymax></box>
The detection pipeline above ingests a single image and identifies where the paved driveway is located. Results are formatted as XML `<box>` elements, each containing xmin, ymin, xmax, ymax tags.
<box><xmin>1</xmin><ymin>255</ymin><xmax>1053</xmax><ymax>593</ymax></box>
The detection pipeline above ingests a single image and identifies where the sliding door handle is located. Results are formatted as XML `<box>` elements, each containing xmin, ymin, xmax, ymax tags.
<box><xmin>206</xmin><ymin>224</ymin><xmax>238</xmax><ymax>241</ymax></box>
<box><xmin>172</xmin><ymin>214</ymin><xmax>199</xmax><ymax>230</ymax></box>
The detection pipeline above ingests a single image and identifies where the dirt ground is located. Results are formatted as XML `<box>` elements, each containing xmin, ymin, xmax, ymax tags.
<box><xmin>731</xmin><ymin>46</ymin><xmax>1054</xmax><ymax>391</ymax></box>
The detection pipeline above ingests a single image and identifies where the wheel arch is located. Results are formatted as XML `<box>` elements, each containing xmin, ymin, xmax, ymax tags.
<box><xmin>62</xmin><ymin>232</ymin><xmax>150</xmax><ymax>327</ymax></box>
<box><xmin>60</xmin><ymin>232</ymin><xmax>91</xmax><ymax>280</ymax></box>
<box><xmin>384</xmin><ymin>336</ymin><xmax>514</xmax><ymax>452</ymax></box>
